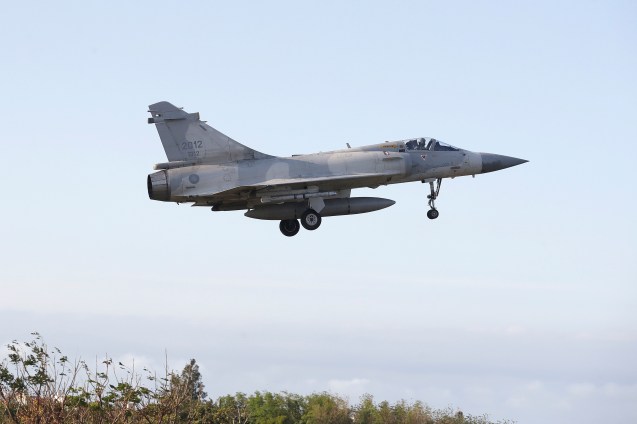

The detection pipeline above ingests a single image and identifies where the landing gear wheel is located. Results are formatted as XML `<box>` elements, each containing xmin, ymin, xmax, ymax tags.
<box><xmin>300</xmin><ymin>209</ymin><xmax>322</xmax><ymax>231</ymax></box>
<box><xmin>279</xmin><ymin>219</ymin><xmax>300</xmax><ymax>237</ymax></box>
<box><xmin>426</xmin><ymin>178</ymin><xmax>442</xmax><ymax>220</ymax></box>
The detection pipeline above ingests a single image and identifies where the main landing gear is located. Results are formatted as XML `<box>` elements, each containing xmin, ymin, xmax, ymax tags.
<box><xmin>426</xmin><ymin>178</ymin><xmax>442</xmax><ymax>220</ymax></box>
<box><xmin>279</xmin><ymin>209</ymin><xmax>322</xmax><ymax>237</ymax></box>
<box><xmin>301</xmin><ymin>209</ymin><xmax>322</xmax><ymax>230</ymax></box>
<box><xmin>279</xmin><ymin>219</ymin><xmax>300</xmax><ymax>237</ymax></box>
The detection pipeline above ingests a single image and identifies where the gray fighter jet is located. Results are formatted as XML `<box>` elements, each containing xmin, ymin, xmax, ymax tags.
<box><xmin>147</xmin><ymin>101</ymin><xmax>527</xmax><ymax>236</ymax></box>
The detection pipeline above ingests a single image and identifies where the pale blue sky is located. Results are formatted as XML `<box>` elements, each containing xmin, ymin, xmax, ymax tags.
<box><xmin>1</xmin><ymin>1</ymin><xmax>636</xmax><ymax>423</ymax></box>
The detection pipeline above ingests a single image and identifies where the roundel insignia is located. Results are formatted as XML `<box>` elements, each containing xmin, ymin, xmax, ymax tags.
<box><xmin>189</xmin><ymin>174</ymin><xmax>200</xmax><ymax>184</ymax></box>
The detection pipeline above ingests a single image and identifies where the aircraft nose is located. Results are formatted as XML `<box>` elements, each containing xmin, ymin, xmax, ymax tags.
<box><xmin>480</xmin><ymin>153</ymin><xmax>528</xmax><ymax>173</ymax></box>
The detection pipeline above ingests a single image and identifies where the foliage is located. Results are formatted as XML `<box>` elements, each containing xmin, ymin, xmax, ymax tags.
<box><xmin>0</xmin><ymin>334</ymin><xmax>514</xmax><ymax>423</ymax></box>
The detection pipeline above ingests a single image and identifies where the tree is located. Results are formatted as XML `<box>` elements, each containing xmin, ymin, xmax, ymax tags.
<box><xmin>302</xmin><ymin>392</ymin><xmax>351</xmax><ymax>424</ymax></box>
<box><xmin>215</xmin><ymin>392</ymin><xmax>250</xmax><ymax>424</ymax></box>
<box><xmin>247</xmin><ymin>391</ymin><xmax>305</xmax><ymax>424</ymax></box>
<box><xmin>172</xmin><ymin>358</ymin><xmax>206</xmax><ymax>401</ymax></box>
<box><xmin>155</xmin><ymin>358</ymin><xmax>208</xmax><ymax>422</ymax></box>
<box><xmin>354</xmin><ymin>394</ymin><xmax>379</xmax><ymax>424</ymax></box>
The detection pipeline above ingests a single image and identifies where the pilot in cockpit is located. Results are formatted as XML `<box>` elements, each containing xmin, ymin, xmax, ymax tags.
<box><xmin>405</xmin><ymin>139</ymin><xmax>418</xmax><ymax>150</ymax></box>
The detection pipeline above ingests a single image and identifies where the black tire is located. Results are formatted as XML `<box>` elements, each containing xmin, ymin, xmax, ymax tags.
<box><xmin>279</xmin><ymin>219</ymin><xmax>300</xmax><ymax>237</ymax></box>
<box><xmin>427</xmin><ymin>209</ymin><xmax>439</xmax><ymax>220</ymax></box>
<box><xmin>300</xmin><ymin>209</ymin><xmax>322</xmax><ymax>230</ymax></box>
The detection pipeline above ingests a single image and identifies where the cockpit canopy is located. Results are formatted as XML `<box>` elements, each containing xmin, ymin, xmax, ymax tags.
<box><xmin>404</xmin><ymin>137</ymin><xmax>460</xmax><ymax>152</ymax></box>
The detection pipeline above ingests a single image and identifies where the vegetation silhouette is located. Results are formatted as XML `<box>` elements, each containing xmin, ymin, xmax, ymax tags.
<box><xmin>0</xmin><ymin>333</ymin><xmax>513</xmax><ymax>423</ymax></box>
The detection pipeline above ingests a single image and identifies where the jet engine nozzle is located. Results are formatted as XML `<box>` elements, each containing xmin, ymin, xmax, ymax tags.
<box><xmin>147</xmin><ymin>170</ymin><xmax>170</xmax><ymax>201</ymax></box>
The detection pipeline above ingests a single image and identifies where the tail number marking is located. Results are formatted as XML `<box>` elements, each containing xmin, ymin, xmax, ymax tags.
<box><xmin>181</xmin><ymin>141</ymin><xmax>203</xmax><ymax>150</ymax></box>
<box><xmin>181</xmin><ymin>140</ymin><xmax>203</xmax><ymax>158</ymax></box>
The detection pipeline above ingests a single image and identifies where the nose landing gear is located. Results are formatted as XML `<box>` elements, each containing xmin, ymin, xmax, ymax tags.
<box><xmin>427</xmin><ymin>178</ymin><xmax>442</xmax><ymax>220</ymax></box>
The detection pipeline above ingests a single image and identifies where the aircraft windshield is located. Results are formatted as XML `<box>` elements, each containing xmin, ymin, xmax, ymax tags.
<box><xmin>404</xmin><ymin>138</ymin><xmax>459</xmax><ymax>151</ymax></box>
<box><xmin>431</xmin><ymin>141</ymin><xmax>459</xmax><ymax>151</ymax></box>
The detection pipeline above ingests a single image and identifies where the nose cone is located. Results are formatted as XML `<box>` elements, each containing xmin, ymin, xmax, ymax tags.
<box><xmin>480</xmin><ymin>153</ymin><xmax>528</xmax><ymax>174</ymax></box>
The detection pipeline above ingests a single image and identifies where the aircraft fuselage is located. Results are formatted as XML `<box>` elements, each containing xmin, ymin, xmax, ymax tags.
<box><xmin>146</xmin><ymin>101</ymin><xmax>527</xmax><ymax>236</ymax></box>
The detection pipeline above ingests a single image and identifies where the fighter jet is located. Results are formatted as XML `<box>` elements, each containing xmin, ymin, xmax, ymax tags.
<box><xmin>147</xmin><ymin>101</ymin><xmax>527</xmax><ymax>236</ymax></box>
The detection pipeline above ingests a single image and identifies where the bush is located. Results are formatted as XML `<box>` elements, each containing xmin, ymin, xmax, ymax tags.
<box><xmin>0</xmin><ymin>334</ymin><xmax>514</xmax><ymax>424</ymax></box>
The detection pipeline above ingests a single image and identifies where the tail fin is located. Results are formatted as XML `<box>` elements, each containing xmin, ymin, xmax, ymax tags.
<box><xmin>148</xmin><ymin>101</ymin><xmax>273</xmax><ymax>164</ymax></box>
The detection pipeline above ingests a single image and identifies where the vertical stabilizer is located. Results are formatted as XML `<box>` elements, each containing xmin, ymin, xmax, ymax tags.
<box><xmin>148</xmin><ymin>101</ymin><xmax>272</xmax><ymax>164</ymax></box>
